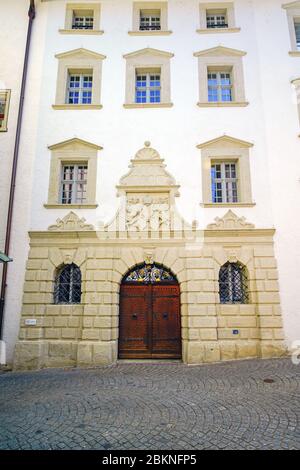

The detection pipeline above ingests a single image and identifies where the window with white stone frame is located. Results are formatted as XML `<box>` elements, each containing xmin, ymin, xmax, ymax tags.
<box><xmin>211</xmin><ymin>162</ymin><xmax>238</xmax><ymax>203</ymax></box>
<box><xmin>283</xmin><ymin>3</ymin><xmax>300</xmax><ymax>55</ymax></box>
<box><xmin>197</xmin><ymin>2</ymin><xmax>240</xmax><ymax>34</ymax></box>
<box><xmin>60</xmin><ymin>3</ymin><xmax>103</xmax><ymax>35</ymax></box>
<box><xmin>60</xmin><ymin>164</ymin><xmax>88</xmax><ymax>204</ymax></box>
<box><xmin>130</xmin><ymin>2</ymin><xmax>171</xmax><ymax>35</ymax></box>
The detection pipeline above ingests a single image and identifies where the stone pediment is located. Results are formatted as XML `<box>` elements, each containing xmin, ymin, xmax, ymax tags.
<box><xmin>55</xmin><ymin>48</ymin><xmax>106</xmax><ymax>61</ymax></box>
<box><xmin>123</xmin><ymin>48</ymin><xmax>174</xmax><ymax>59</ymax></box>
<box><xmin>194</xmin><ymin>46</ymin><xmax>246</xmax><ymax>58</ymax></box>
<box><xmin>197</xmin><ymin>135</ymin><xmax>253</xmax><ymax>150</ymax></box>
<box><xmin>48</xmin><ymin>212</ymin><xmax>95</xmax><ymax>231</ymax></box>
<box><xmin>117</xmin><ymin>142</ymin><xmax>180</xmax><ymax>196</ymax></box>
<box><xmin>282</xmin><ymin>2</ymin><xmax>300</xmax><ymax>9</ymax></box>
<box><xmin>207</xmin><ymin>210</ymin><xmax>255</xmax><ymax>230</ymax></box>
<box><xmin>48</xmin><ymin>138</ymin><xmax>102</xmax><ymax>152</ymax></box>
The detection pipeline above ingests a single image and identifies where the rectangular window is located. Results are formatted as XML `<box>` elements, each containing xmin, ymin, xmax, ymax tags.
<box><xmin>0</xmin><ymin>90</ymin><xmax>10</xmax><ymax>132</ymax></box>
<box><xmin>294</xmin><ymin>20</ymin><xmax>300</xmax><ymax>50</ymax></box>
<box><xmin>135</xmin><ymin>70</ymin><xmax>161</xmax><ymax>103</ymax></box>
<box><xmin>67</xmin><ymin>73</ymin><xmax>93</xmax><ymax>104</ymax></box>
<box><xmin>61</xmin><ymin>164</ymin><xmax>88</xmax><ymax>204</ymax></box>
<box><xmin>72</xmin><ymin>10</ymin><xmax>94</xmax><ymax>30</ymax></box>
<box><xmin>206</xmin><ymin>9</ymin><xmax>228</xmax><ymax>28</ymax></box>
<box><xmin>211</xmin><ymin>162</ymin><xmax>238</xmax><ymax>203</ymax></box>
<box><xmin>208</xmin><ymin>70</ymin><xmax>233</xmax><ymax>102</ymax></box>
<box><xmin>140</xmin><ymin>9</ymin><xmax>161</xmax><ymax>31</ymax></box>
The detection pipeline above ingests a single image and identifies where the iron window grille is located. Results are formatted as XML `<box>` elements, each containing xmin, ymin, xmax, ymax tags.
<box><xmin>206</xmin><ymin>11</ymin><xmax>228</xmax><ymax>28</ymax></box>
<box><xmin>208</xmin><ymin>70</ymin><xmax>233</xmax><ymax>102</ymax></box>
<box><xmin>72</xmin><ymin>13</ymin><xmax>94</xmax><ymax>30</ymax></box>
<box><xmin>67</xmin><ymin>73</ymin><xmax>93</xmax><ymax>105</ymax></box>
<box><xmin>123</xmin><ymin>263</ymin><xmax>176</xmax><ymax>284</ymax></box>
<box><xmin>219</xmin><ymin>262</ymin><xmax>249</xmax><ymax>304</ymax></box>
<box><xmin>211</xmin><ymin>162</ymin><xmax>238</xmax><ymax>203</ymax></box>
<box><xmin>60</xmin><ymin>164</ymin><xmax>88</xmax><ymax>204</ymax></box>
<box><xmin>136</xmin><ymin>72</ymin><xmax>161</xmax><ymax>103</ymax></box>
<box><xmin>54</xmin><ymin>264</ymin><xmax>82</xmax><ymax>304</ymax></box>
<box><xmin>295</xmin><ymin>21</ymin><xmax>300</xmax><ymax>50</ymax></box>
<box><xmin>140</xmin><ymin>10</ymin><xmax>161</xmax><ymax>30</ymax></box>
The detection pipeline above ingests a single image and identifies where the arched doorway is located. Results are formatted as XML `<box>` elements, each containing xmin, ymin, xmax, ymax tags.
<box><xmin>118</xmin><ymin>262</ymin><xmax>181</xmax><ymax>359</ymax></box>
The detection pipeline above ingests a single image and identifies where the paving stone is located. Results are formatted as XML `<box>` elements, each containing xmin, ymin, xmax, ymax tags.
<box><xmin>0</xmin><ymin>358</ymin><xmax>299</xmax><ymax>449</ymax></box>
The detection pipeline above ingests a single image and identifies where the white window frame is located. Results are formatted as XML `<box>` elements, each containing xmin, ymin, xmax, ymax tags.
<box><xmin>198</xmin><ymin>2</ymin><xmax>240</xmax><ymax>34</ymax></box>
<box><xmin>72</xmin><ymin>10</ymin><xmax>94</xmax><ymax>30</ymax></box>
<box><xmin>208</xmin><ymin>69</ymin><xmax>233</xmax><ymax>102</ymax></box>
<box><xmin>211</xmin><ymin>161</ymin><xmax>238</xmax><ymax>203</ymax></box>
<box><xmin>67</xmin><ymin>72</ymin><xmax>93</xmax><ymax>105</ymax></box>
<box><xmin>60</xmin><ymin>163</ymin><xmax>88</xmax><ymax>205</ymax></box>
<box><xmin>206</xmin><ymin>9</ymin><xmax>228</xmax><ymax>28</ymax></box>
<box><xmin>140</xmin><ymin>9</ymin><xmax>161</xmax><ymax>30</ymax></box>
<box><xmin>60</xmin><ymin>3</ymin><xmax>103</xmax><ymax>35</ymax></box>
<box><xmin>283</xmin><ymin>3</ymin><xmax>300</xmax><ymax>55</ymax></box>
<box><xmin>135</xmin><ymin>70</ymin><xmax>161</xmax><ymax>104</ymax></box>
<box><xmin>130</xmin><ymin>2</ymin><xmax>171</xmax><ymax>35</ymax></box>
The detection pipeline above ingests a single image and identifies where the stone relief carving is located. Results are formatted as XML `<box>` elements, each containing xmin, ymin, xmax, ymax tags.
<box><xmin>48</xmin><ymin>211</ymin><xmax>95</xmax><ymax>231</ymax></box>
<box><xmin>126</xmin><ymin>196</ymin><xmax>170</xmax><ymax>232</ymax></box>
<box><xmin>207</xmin><ymin>210</ymin><xmax>255</xmax><ymax>230</ymax></box>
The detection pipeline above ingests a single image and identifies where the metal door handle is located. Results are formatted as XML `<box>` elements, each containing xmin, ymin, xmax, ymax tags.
<box><xmin>163</xmin><ymin>313</ymin><xmax>168</xmax><ymax>319</ymax></box>
<box><xmin>132</xmin><ymin>314</ymin><xmax>138</xmax><ymax>320</ymax></box>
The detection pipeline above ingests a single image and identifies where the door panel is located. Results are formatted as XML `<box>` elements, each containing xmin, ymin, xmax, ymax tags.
<box><xmin>152</xmin><ymin>285</ymin><xmax>181</xmax><ymax>358</ymax></box>
<box><xmin>118</xmin><ymin>283</ymin><xmax>181</xmax><ymax>359</ymax></box>
<box><xmin>118</xmin><ymin>285</ymin><xmax>151</xmax><ymax>358</ymax></box>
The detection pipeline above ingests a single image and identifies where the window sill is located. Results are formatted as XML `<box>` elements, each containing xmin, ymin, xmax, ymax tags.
<box><xmin>201</xmin><ymin>202</ymin><xmax>256</xmax><ymax>208</ymax></box>
<box><xmin>289</xmin><ymin>51</ymin><xmax>300</xmax><ymax>56</ymax></box>
<box><xmin>196</xmin><ymin>27</ymin><xmax>241</xmax><ymax>34</ymax></box>
<box><xmin>52</xmin><ymin>104</ymin><xmax>103</xmax><ymax>110</ymax></box>
<box><xmin>44</xmin><ymin>204</ymin><xmax>98</xmax><ymax>209</ymax></box>
<box><xmin>123</xmin><ymin>103</ymin><xmax>173</xmax><ymax>109</ymax></box>
<box><xmin>59</xmin><ymin>29</ymin><xmax>104</xmax><ymax>35</ymax></box>
<box><xmin>197</xmin><ymin>102</ymin><xmax>249</xmax><ymax>108</ymax></box>
<box><xmin>128</xmin><ymin>30</ymin><xmax>172</xmax><ymax>36</ymax></box>
<box><xmin>0</xmin><ymin>128</ymin><xmax>8</xmax><ymax>132</ymax></box>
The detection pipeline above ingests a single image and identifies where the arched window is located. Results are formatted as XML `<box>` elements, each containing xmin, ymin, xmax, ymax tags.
<box><xmin>219</xmin><ymin>262</ymin><xmax>249</xmax><ymax>304</ymax></box>
<box><xmin>54</xmin><ymin>263</ymin><xmax>81</xmax><ymax>304</ymax></box>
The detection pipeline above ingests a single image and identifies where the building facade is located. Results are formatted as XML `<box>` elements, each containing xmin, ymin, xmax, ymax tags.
<box><xmin>0</xmin><ymin>0</ymin><xmax>299</xmax><ymax>369</ymax></box>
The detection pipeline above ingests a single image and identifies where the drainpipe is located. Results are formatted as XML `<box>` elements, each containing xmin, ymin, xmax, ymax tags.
<box><xmin>0</xmin><ymin>1</ymin><xmax>36</xmax><ymax>362</ymax></box>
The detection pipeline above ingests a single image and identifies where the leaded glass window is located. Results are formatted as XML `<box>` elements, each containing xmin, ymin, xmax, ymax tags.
<box><xmin>136</xmin><ymin>71</ymin><xmax>161</xmax><ymax>104</ymax></box>
<box><xmin>208</xmin><ymin>70</ymin><xmax>233</xmax><ymax>102</ymax></box>
<box><xmin>219</xmin><ymin>262</ymin><xmax>249</xmax><ymax>304</ymax></box>
<box><xmin>54</xmin><ymin>264</ymin><xmax>82</xmax><ymax>304</ymax></box>
<box><xmin>67</xmin><ymin>73</ymin><xmax>93</xmax><ymax>104</ymax></box>
<box><xmin>123</xmin><ymin>263</ymin><xmax>176</xmax><ymax>284</ymax></box>
<box><xmin>60</xmin><ymin>164</ymin><xmax>88</xmax><ymax>204</ymax></box>
<box><xmin>211</xmin><ymin>162</ymin><xmax>238</xmax><ymax>203</ymax></box>
<box><xmin>140</xmin><ymin>9</ymin><xmax>161</xmax><ymax>31</ymax></box>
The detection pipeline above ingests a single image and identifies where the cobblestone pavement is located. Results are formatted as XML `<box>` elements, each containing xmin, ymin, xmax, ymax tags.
<box><xmin>0</xmin><ymin>358</ymin><xmax>299</xmax><ymax>450</ymax></box>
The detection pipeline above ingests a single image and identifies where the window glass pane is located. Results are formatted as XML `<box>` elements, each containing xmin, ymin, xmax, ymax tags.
<box><xmin>140</xmin><ymin>10</ymin><xmax>161</xmax><ymax>30</ymax></box>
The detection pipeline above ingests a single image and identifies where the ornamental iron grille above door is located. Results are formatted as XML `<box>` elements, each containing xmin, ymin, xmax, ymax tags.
<box><xmin>123</xmin><ymin>262</ymin><xmax>176</xmax><ymax>284</ymax></box>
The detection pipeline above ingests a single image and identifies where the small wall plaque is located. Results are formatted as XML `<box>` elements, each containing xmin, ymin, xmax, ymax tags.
<box><xmin>25</xmin><ymin>319</ymin><xmax>37</xmax><ymax>326</ymax></box>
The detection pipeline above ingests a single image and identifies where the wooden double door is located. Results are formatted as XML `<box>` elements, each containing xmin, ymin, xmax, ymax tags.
<box><xmin>118</xmin><ymin>283</ymin><xmax>181</xmax><ymax>359</ymax></box>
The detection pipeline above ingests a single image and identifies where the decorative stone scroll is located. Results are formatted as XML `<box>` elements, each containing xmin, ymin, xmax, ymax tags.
<box><xmin>207</xmin><ymin>210</ymin><xmax>255</xmax><ymax>230</ymax></box>
<box><xmin>48</xmin><ymin>211</ymin><xmax>95</xmax><ymax>231</ymax></box>
<box><xmin>126</xmin><ymin>195</ymin><xmax>170</xmax><ymax>232</ymax></box>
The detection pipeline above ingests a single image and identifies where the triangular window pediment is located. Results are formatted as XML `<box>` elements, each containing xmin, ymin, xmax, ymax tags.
<box><xmin>194</xmin><ymin>46</ymin><xmax>246</xmax><ymax>58</ymax></box>
<box><xmin>55</xmin><ymin>48</ymin><xmax>106</xmax><ymax>61</ymax></box>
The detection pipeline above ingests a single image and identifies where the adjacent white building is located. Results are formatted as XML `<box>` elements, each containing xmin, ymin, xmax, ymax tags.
<box><xmin>0</xmin><ymin>0</ymin><xmax>299</xmax><ymax>369</ymax></box>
